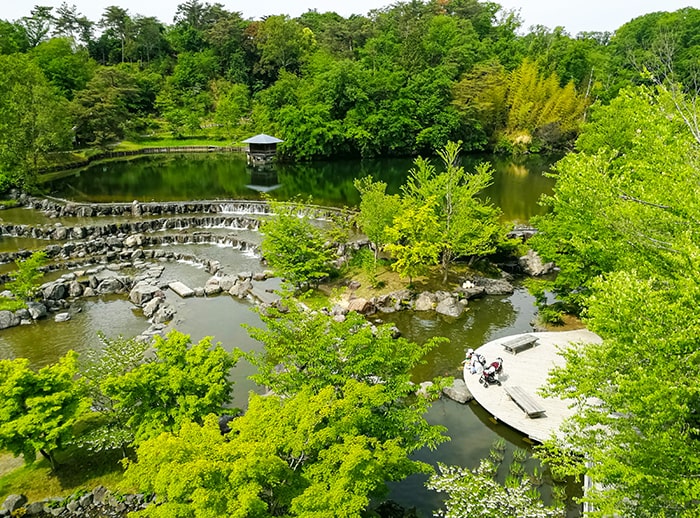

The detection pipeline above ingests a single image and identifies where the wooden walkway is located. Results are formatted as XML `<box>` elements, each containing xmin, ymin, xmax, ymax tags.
<box><xmin>463</xmin><ymin>329</ymin><xmax>602</xmax><ymax>443</ymax></box>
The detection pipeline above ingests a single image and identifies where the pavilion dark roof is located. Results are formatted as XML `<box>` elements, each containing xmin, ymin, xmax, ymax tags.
<box><xmin>242</xmin><ymin>134</ymin><xmax>284</xmax><ymax>144</ymax></box>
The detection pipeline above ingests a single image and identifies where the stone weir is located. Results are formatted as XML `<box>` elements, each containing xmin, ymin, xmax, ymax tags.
<box><xmin>0</xmin><ymin>232</ymin><xmax>259</xmax><ymax>272</ymax></box>
<box><xmin>0</xmin><ymin>215</ymin><xmax>261</xmax><ymax>241</ymax></box>
<box><xmin>22</xmin><ymin>196</ymin><xmax>354</xmax><ymax>221</ymax></box>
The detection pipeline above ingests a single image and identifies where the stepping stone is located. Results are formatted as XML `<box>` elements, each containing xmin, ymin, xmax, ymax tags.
<box><xmin>169</xmin><ymin>281</ymin><xmax>195</xmax><ymax>298</ymax></box>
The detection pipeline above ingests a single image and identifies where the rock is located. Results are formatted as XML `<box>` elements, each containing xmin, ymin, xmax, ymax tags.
<box><xmin>142</xmin><ymin>297</ymin><xmax>162</xmax><ymax>318</ymax></box>
<box><xmin>204</xmin><ymin>277</ymin><xmax>222</xmax><ymax>296</ymax></box>
<box><xmin>443</xmin><ymin>378</ymin><xmax>473</xmax><ymax>404</ymax></box>
<box><xmin>459</xmin><ymin>286</ymin><xmax>487</xmax><ymax>300</ymax></box>
<box><xmin>42</xmin><ymin>282</ymin><xmax>66</xmax><ymax>301</ymax></box>
<box><xmin>1</xmin><ymin>494</ymin><xmax>27</xmax><ymax>513</ymax></box>
<box><xmin>206</xmin><ymin>260</ymin><xmax>221</xmax><ymax>274</ymax></box>
<box><xmin>92</xmin><ymin>486</ymin><xmax>109</xmax><ymax>505</ymax></box>
<box><xmin>414</xmin><ymin>292</ymin><xmax>436</xmax><ymax>311</ymax></box>
<box><xmin>152</xmin><ymin>303</ymin><xmax>176</xmax><ymax>324</ymax></box>
<box><xmin>26</xmin><ymin>301</ymin><xmax>47</xmax><ymax>320</ymax></box>
<box><xmin>0</xmin><ymin>310</ymin><xmax>20</xmax><ymax>330</ymax></box>
<box><xmin>124</xmin><ymin>233</ymin><xmax>143</xmax><ymax>248</ymax></box>
<box><xmin>82</xmin><ymin>287</ymin><xmax>96</xmax><ymax>297</ymax></box>
<box><xmin>332</xmin><ymin>314</ymin><xmax>346</xmax><ymax>323</ymax></box>
<box><xmin>68</xmin><ymin>280</ymin><xmax>84</xmax><ymax>298</ymax></box>
<box><xmin>0</xmin><ymin>289</ymin><xmax>14</xmax><ymax>298</ymax></box>
<box><xmin>55</xmin><ymin>312</ymin><xmax>71</xmax><ymax>322</ymax></box>
<box><xmin>472</xmin><ymin>276</ymin><xmax>514</xmax><ymax>296</ymax></box>
<box><xmin>237</xmin><ymin>271</ymin><xmax>252</xmax><ymax>280</ymax></box>
<box><xmin>348</xmin><ymin>297</ymin><xmax>373</xmax><ymax>314</ymax></box>
<box><xmin>25</xmin><ymin>501</ymin><xmax>45</xmax><ymax>514</ymax></box>
<box><xmin>194</xmin><ymin>287</ymin><xmax>205</xmax><ymax>297</ymax></box>
<box><xmin>129</xmin><ymin>281</ymin><xmax>162</xmax><ymax>306</ymax></box>
<box><xmin>66</xmin><ymin>500</ymin><xmax>80</xmax><ymax>513</ymax></box>
<box><xmin>252</xmin><ymin>272</ymin><xmax>267</xmax><ymax>281</ymax></box>
<box><xmin>347</xmin><ymin>280</ymin><xmax>361</xmax><ymax>290</ymax></box>
<box><xmin>229</xmin><ymin>280</ymin><xmax>252</xmax><ymax>298</ymax></box>
<box><xmin>436</xmin><ymin>296</ymin><xmax>465</xmax><ymax>318</ymax></box>
<box><xmin>169</xmin><ymin>281</ymin><xmax>195</xmax><ymax>298</ymax></box>
<box><xmin>519</xmin><ymin>249</ymin><xmax>555</xmax><ymax>276</ymax></box>
<box><xmin>218</xmin><ymin>275</ymin><xmax>237</xmax><ymax>292</ymax></box>
<box><xmin>96</xmin><ymin>277</ymin><xmax>126</xmax><ymax>294</ymax></box>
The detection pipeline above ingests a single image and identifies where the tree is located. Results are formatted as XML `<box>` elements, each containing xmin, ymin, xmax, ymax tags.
<box><xmin>20</xmin><ymin>6</ymin><xmax>54</xmax><ymax>48</ymax></box>
<box><xmin>245</xmin><ymin>300</ymin><xmax>447</xmax><ymax>400</ymax></box>
<box><xmin>6</xmin><ymin>251</ymin><xmax>47</xmax><ymax>301</ymax></box>
<box><xmin>99</xmin><ymin>6</ymin><xmax>131</xmax><ymax>63</ymax></box>
<box><xmin>126</xmin><ymin>382</ymin><xmax>436</xmax><ymax>517</ymax></box>
<box><xmin>77</xmin><ymin>333</ymin><xmax>151</xmax><ymax>455</ymax></box>
<box><xmin>71</xmin><ymin>66</ymin><xmax>139</xmax><ymax>148</ymax></box>
<box><xmin>530</xmin><ymin>85</ymin><xmax>700</xmax><ymax>515</ymax></box>
<box><xmin>99</xmin><ymin>330</ymin><xmax>237</xmax><ymax>445</ymax></box>
<box><xmin>259</xmin><ymin>198</ymin><xmax>335</xmax><ymax>290</ymax></box>
<box><xmin>0</xmin><ymin>53</ymin><xmax>72</xmax><ymax>190</ymax></box>
<box><xmin>0</xmin><ymin>351</ymin><xmax>89</xmax><ymax>469</ymax></box>
<box><xmin>31</xmin><ymin>37</ymin><xmax>96</xmax><ymax>99</ymax></box>
<box><xmin>385</xmin><ymin>141</ymin><xmax>502</xmax><ymax>283</ymax></box>
<box><xmin>353</xmin><ymin>175</ymin><xmax>401</xmax><ymax>267</ymax></box>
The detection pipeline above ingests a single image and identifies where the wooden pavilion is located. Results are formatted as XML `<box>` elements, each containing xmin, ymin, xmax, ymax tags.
<box><xmin>242</xmin><ymin>133</ymin><xmax>283</xmax><ymax>167</ymax></box>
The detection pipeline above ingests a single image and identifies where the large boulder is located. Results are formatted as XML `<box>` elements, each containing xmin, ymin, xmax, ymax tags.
<box><xmin>26</xmin><ymin>301</ymin><xmax>47</xmax><ymax>320</ymax></box>
<box><xmin>96</xmin><ymin>277</ymin><xmax>126</xmax><ymax>295</ymax></box>
<box><xmin>414</xmin><ymin>292</ymin><xmax>436</xmax><ymax>311</ymax></box>
<box><xmin>472</xmin><ymin>276</ymin><xmax>514</xmax><ymax>296</ymax></box>
<box><xmin>348</xmin><ymin>297</ymin><xmax>373</xmax><ymax>314</ymax></box>
<box><xmin>129</xmin><ymin>281</ymin><xmax>162</xmax><ymax>306</ymax></box>
<box><xmin>519</xmin><ymin>249</ymin><xmax>555</xmax><ymax>276</ymax></box>
<box><xmin>0</xmin><ymin>310</ymin><xmax>20</xmax><ymax>330</ymax></box>
<box><xmin>42</xmin><ymin>281</ymin><xmax>67</xmax><ymax>301</ymax></box>
<box><xmin>436</xmin><ymin>296</ymin><xmax>465</xmax><ymax>318</ymax></box>
<box><xmin>142</xmin><ymin>297</ymin><xmax>162</xmax><ymax>318</ymax></box>
<box><xmin>152</xmin><ymin>303</ymin><xmax>176</xmax><ymax>324</ymax></box>
<box><xmin>443</xmin><ymin>378</ymin><xmax>473</xmax><ymax>404</ymax></box>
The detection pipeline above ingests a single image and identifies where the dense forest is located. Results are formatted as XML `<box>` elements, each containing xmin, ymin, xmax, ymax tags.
<box><xmin>2</xmin><ymin>0</ymin><xmax>700</xmax><ymax>190</ymax></box>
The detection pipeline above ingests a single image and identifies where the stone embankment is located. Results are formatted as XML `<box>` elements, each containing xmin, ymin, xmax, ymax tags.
<box><xmin>1</xmin><ymin>486</ymin><xmax>150</xmax><ymax>518</ymax></box>
<box><xmin>22</xmin><ymin>196</ymin><xmax>351</xmax><ymax>221</ymax></box>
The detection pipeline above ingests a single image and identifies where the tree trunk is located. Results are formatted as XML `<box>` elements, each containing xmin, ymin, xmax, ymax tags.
<box><xmin>39</xmin><ymin>448</ymin><xmax>56</xmax><ymax>470</ymax></box>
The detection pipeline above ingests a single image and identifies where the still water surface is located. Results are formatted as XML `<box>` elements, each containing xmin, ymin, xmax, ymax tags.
<box><xmin>0</xmin><ymin>153</ymin><xmax>578</xmax><ymax>515</ymax></box>
<box><xmin>43</xmin><ymin>152</ymin><xmax>557</xmax><ymax>223</ymax></box>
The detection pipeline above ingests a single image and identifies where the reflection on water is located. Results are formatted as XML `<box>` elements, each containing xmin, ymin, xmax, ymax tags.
<box><xmin>43</xmin><ymin>153</ymin><xmax>557</xmax><ymax>222</ymax></box>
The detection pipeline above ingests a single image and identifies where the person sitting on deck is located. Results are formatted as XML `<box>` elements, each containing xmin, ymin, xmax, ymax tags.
<box><xmin>463</xmin><ymin>349</ymin><xmax>486</xmax><ymax>374</ymax></box>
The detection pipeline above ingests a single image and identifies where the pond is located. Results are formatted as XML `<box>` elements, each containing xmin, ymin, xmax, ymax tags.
<box><xmin>42</xmin><ymin>152</ymin><xmax>558</xmax><ymax>223</ymax></box>
<box><xmin>0</xmin><ymin>153</ymin><xmax>581</xmax><ymax>516</ymax></box>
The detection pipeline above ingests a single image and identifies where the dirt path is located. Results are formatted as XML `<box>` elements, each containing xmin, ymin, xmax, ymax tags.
<box><xmin>0</xmin><ymin>452</ymin><xmax>23</xmax><ymax>478</ymax></box>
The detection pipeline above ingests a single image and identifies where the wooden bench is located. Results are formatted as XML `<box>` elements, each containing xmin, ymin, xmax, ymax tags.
<box><xmin>504</xmin><ymin>385</ymin><xmax>546</xmax><ymax>418</ymax></box>
<box><xmin>501</xmin><ymin>334</ymin><xmax>539</xmax><ymax>354</ymax></box>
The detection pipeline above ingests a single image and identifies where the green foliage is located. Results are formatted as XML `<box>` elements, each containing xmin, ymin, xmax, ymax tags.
<box><xmin>353</xmin><ymin>175</ymin><xmax>401</xmax><ymax>267</ymax></box>
<box><xmin>126</xmin><ymin>383</ymin><xmax>433</xmax><ymax>517</ymax></box>
<box><xmin>531</xmin><ymin>84</ymin><xmax>700</xmax><ymax>515</ymax></box>
<box><xmin>0</xmin><ymin>297</ymin><xmax>27</xmax><ymax>312</ymax></box>
<box><xmin>259</xmin><ymin>198</ymin><xmax>335</xmax><ymax>290</ymax></box>
<box><xmin>428</xmin><ymin>461</ymin><xmax>564</xmax><ymax>518</ymax></box>
<box><xmin>0</xmin><ymin>351</ymin><xmax>90</xmax><ymax>469</ymax></box>
<box><xmin>385</xmin><ymin>141</ymin><xmax>502</xmax><ymax>282</ymax></box>
<box><xmin>6</xmin><ymin>251</ymin><xmax>47</xmax><ymax>301</ymax></box>
<box><xmin>99</xmin><ymin>330</ymin><xmax>237</xmax><ymax>445</ymax></box>
<box><xmin>0</xmin><ymin>53</ymin><xmax>72</xmax><ymax>189</ymax></box>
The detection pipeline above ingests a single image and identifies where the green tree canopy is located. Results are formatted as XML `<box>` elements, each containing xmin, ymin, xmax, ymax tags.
<box><xmin>0</xmin><ymin>351</ymin><xmax>89</xmax><ymax>468</ymax></box>
<box><xmin>531</xmin><ymin>84</ymin><xmax>700</xmax><ymax>515</ymax></box>
<box><xmin>99</xmin><ymin>330</ymin><xmax>237</xmax><ymax>445</ymax></box>
<box><xmin>259</xmin><ymin>198</ymin><xmax>335</xmax><ymax>290</ymax></box>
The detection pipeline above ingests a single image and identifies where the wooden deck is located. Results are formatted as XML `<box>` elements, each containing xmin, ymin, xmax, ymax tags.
<box><xmin>463</xmin><ymin>330</ymin><xmax>602</xmax><ymax>443</ymax></box>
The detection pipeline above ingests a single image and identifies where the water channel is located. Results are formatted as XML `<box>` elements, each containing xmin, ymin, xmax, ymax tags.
<box><xmin>0</xmin><ymin>152</ymin><xmax>576</xmax><ymax>515</ymax></box>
